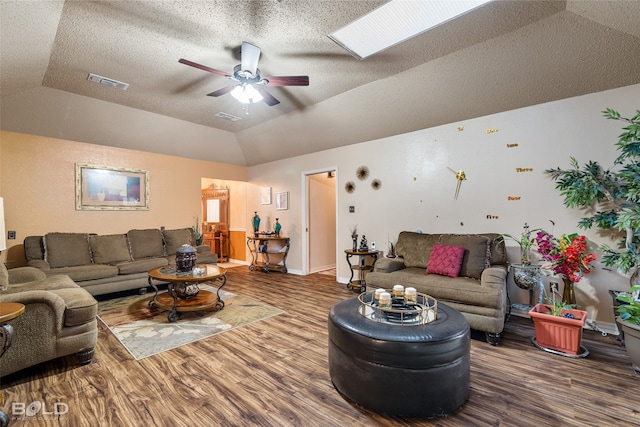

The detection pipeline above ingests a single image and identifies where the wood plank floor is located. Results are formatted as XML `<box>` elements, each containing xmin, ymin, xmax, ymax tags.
<box><xmin>2</xmin><ymin>266</ymin><xmax>639</xmax><ymax>426</ymax></box>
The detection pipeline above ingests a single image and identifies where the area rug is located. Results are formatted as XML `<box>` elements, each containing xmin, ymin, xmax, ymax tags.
<box><xmin>97</xmin><ymin>284</ymin><xmax>284</xmax><ymax>360</ymax></box>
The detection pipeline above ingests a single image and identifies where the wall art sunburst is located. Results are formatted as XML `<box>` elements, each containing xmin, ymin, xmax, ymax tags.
<box><xmin>345</xmin><ymin>181</ymin><xmax>355</xmax><ymax>193</ymax></box>
<box><xmin>356</xmin><ymin>166</ymin><xmax>369</xmax><ymax>181</ymax></box>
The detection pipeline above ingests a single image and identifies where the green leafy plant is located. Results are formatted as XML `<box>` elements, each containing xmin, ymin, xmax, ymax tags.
<box><xmin>545</xmin><ymin>108</ymin><xmax>640</xmax><ymax>289</ymax></box>
<box><xmin>616</xmin><ymin>285</ymin><xmax>640</xmax><ymax>325</ymax></box>
<box><xmin>544</xmin><ymin>283</ymin><xmax>578</xmax><ymax>317</ymax></box>
<box><xmin>500</xmin><ymin>223</ymin><xmax>540</xmax><ymax>265</ymax></box>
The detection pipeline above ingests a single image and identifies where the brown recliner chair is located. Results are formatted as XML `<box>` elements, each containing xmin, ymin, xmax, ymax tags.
<box><xmin>0</xmin><ymin>264</ymin><xmax>98</xmax><ymax>377</ymax></box>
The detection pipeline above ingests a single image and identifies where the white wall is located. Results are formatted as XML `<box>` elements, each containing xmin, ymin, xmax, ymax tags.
<box><xmin>248</xmin><ymin>83</ymin><xmax>640</xmax><ymax>331</ymax></box>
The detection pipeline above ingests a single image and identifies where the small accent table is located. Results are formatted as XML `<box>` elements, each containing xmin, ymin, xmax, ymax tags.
<box><xmin>247</xmin><ymin>236</ymin><xmax>290</xmax><ymax>273</ymax></box>
<box><xmin>345</xmin><ymin>249</ymin><xmax>379</xmax><ymax>293</ymax></box>
<box><xmin>147</xmin><ymin>264</ymin><xmax>227</xmax><ymax>322</ymax></box>
<box><xmin>509</xmin><ymin>263</ymin><xmax>544</xmax><ymax>312</ymax></box>
<box><xmin>1</xmin><ymin>302</ymin><xmax>26</xmax><ymax>427</ymax></box>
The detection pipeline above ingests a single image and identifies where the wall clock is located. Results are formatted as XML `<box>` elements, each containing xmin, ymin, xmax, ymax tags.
<box><xmin>447</xmin><ymin>167</ymin><xmax>466</xmax><ymax>200</ymax></box>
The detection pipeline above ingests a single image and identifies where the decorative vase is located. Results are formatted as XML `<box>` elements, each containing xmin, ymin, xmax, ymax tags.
<box><xmin>520</xmin><ymin>245</ymin><xmax>532</xmax><ymax>265</ymax></box>
<box><xmin>529</xmin><ymin>303</ymin><xmax>587</xmax><ymax>355</ymax></box>
<box><xmin>352</xmin><ymin>235</ymin><xmax>358</xmax><ymax>251</ymax></box>
<box><xmin>562</xmin><ymin>277</ymin><xmax>576</xmax><ymax>305</ymax></box>
<box><xmin>274</xmin><ymin>218</ymin><xmax>281</xmax><ymax>237</ymax></box>
<box><xmin>252</xmin><ymin>211</ymin><xmax>260</xmax><ymax>237</ymax></box>
<box><xmin>175</xmin><ymin>244</ymin><xmax>197</xmax><ymax>272</ymax></box>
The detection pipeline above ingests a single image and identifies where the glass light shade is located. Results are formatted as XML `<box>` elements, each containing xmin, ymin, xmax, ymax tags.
<box><xmin>230</xmin><ymin>84</ymin><xmax>264</xmax><ymax>104</ymax></box>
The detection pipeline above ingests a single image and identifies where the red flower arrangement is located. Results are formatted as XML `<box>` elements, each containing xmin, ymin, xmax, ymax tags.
<box><xmin>535</xmin><ymin>231</ymin><xmax>597</xmax><ymax>282</ymax></box>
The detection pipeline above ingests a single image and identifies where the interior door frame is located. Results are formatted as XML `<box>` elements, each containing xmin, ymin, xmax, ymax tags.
<box><xmin>300</xmin><ymin>166</ymin><xmax>338</xmax><ymax>276</ymax></box>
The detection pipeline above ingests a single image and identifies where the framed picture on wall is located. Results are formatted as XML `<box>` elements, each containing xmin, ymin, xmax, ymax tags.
<box><xmin>75</xmin><ymin>163</ymin><xmax>149</xmax><ymax>210</ymax></box>
<box><xmin>260</xmin><ymin>186</ymin><xmax>272</xmax><ymax>205</ymax></box>
<box><xmin>276</xmin><ymin>191</ymin><xmax>289</xmax><ymax>210</ymax></box>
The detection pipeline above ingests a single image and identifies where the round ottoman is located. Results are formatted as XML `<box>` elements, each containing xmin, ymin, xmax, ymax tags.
<box><xmin>328</xmin><ymin>297</ymin><xmax>470</xmax><ymax>418</ymax></box>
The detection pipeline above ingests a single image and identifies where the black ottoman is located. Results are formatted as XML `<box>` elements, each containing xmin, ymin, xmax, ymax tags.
<box><xmin>328</xmin><ymin>297</ymin><xmax>470</xmax><ymax>418</ymax></box>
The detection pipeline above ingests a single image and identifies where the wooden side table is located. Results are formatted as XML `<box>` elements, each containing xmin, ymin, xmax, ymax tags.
<box><xmin>247</xmin><ymin>236</ymin><xmax>290</xmax><ymax>273</ymax></box>
<box><xmin>1</xmin><ymin>302</ymin><xmax>25</xmax><ymax>427</ymax></box>
<box><xmin>345</xmin><ymin>249</ymin><xmax>379</xmax><ymax>293</ymax></box>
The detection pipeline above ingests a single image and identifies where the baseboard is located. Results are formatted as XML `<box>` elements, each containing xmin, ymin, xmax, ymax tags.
<box><xmin>309</xmin><ymin>264</ymin><xmax>336</xmax><ymax>274</ymax></box>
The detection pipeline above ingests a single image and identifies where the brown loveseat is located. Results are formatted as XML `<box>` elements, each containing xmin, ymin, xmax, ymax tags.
<box><xmin>0</xmin><ymin>264</ymin><xmax>98</xmax><ymax>377</ymax></box>
<box><xmin>365</xmin><ymin>232</ymin><xmax>508</xmax><ymax>344</ymax></box>
<box><xmin>23</xmin><ymin>228</ymin><xmax>217</xmax><ymax>296</ymax></box>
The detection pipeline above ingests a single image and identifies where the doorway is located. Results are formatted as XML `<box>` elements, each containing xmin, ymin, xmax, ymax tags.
<box><xmin>302</xmin><ymin>168</ymin><xmax>338</xmax><ymax>276</ymax></box>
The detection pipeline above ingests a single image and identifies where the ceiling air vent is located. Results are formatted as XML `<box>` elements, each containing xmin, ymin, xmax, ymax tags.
<box><xmin>87</xmin><ymin>73</ymin><xmax>129</xmax><ymax>90</ymax></box>
<box><xmin>215</xmin><ymin>112</ymin><xmax>242</xmax><ymax>122</ymax></box>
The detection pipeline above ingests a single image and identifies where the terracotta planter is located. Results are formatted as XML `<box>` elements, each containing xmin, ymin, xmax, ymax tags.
<box><xmin>528</xmin><ymin>303</ymin><xmax>587</xmax><ymax>355</ymax></box>
<box><xmin>616</xmin><ymin>318</ymin><xmax>640</xmax><ymax>372</ymax></box>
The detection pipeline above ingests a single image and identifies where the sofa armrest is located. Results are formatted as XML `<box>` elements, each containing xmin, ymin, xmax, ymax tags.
<box><xmin>373</xmin><ymin>257</ymin><xmax>406</xmax><ymax>273</ymax></box>
<box><xmin>196</xmin><ymin>244</ymin><xmax>213</xmax><ymax>255</ymax></box>
<box><xmin>27</xmin><ymin>259</ymin><xmax>51</xmax><ymax>271</ymax></box>
<box><xmin>480</xmin><ymin>266</ymin><xmax>508</xmax><ymax>289</ymax></box>
<box><xmin>0</xmin><ymin>289</ymin><xmax>66</xmax><ymax>331</ymax></box>
<box><xmin>8</xmin><ymin>267</ymin><xmax>47</xmax><ymax>284</ymax></box>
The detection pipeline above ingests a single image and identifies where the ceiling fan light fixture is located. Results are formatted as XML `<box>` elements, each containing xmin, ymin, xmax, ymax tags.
<box><xmin>230</xmin><ymin>84</ymin><xmax>264</xmax><ymax>104</ymax></box>
<box><xmin>328</xmin><ymin>0</ymin><xmax>492</xmax><ymax>60</ymax></box>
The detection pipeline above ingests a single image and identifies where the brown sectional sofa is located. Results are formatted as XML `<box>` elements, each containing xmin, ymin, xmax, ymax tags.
<box><xmin>0</xmin><ymin>263</ymin><xmax>98</xmax><ymax>377</ymax></box>
<box><xmin>365</xmin><ymin>231</ymin><xmax>508</xmax><ymax>345</ymax></box>
<box><xmin>23</xmin><ymin>228</ymin><xmax>217</xmax><ymax>296</ymax></box>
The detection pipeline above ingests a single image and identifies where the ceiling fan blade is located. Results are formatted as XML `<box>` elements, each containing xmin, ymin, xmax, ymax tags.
<box><xmin>241</xmin><ymin>42</ymin><xmax>261</xmax><ymax>77</ymax></box>
<box><xmin>257</xmin><ymin>87</ymin><xmax>280</xmax><ymax>106</ymax></box>
<box><xmin>179</xmin><ymin>58</ymin><xmax>229</xmax><ymax>77</ymax></box>
<box><xmin>207</xmin><ymin>85</ymin><xmax>236</xmax><ymax>97</ymax></box>
<box><xmin>264</xmin><ymin>76</ymin><xmax>309</xmax><ymax>86</ymax></box>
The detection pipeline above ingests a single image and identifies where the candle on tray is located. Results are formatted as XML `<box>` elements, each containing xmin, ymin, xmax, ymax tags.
<box><xmin>404</xmin><ymin>287</ymin><xmax>417</xmax><ymax>305</ymax></box>
<box><xmin>374</xmin><ymin>288</ymin><xmax>385</xmax><ymax>304</ymax></box>
<box><xmin>379</xmin><ymin>292</ymin><xmax>392</xmax><ymax>308</ymax></box>
<box><xmin>392</xmin><ymin>284</ymin><xmax>404</xmax><ymax>299</ymax></box>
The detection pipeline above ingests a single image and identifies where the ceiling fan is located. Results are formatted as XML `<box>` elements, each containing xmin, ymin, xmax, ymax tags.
<box><xmin>179</xmin><ymin>42</ymin><xmax>309</xmax><ymax>107</ymax></box>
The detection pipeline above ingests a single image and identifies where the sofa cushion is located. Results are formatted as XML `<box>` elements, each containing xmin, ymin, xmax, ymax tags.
<box><xmin>44</xmin><ymin>233</ymin><xmax>92</xmax><ymax>268</ymax></box>
<box><xmin>128</xmin><ymin>229</ymin><xmax>165</xmax><ymax>259</ymax></box>
<box><xmin>90</xmin><ymin>234</ymin><xmax>132</xmax><ymax>265</ymax></box>
<box><xmin>44</xmin><ymin>264</ymin><xmax>119</xmax><ymax>282</ymax></box>
<box><xmin>395</xmin><ymin>232</ymin><xmax>441</xmax><ymax>269</ymax></box>
<box><xmin>163</xmin><ymin>228</ymin><xmax>193</xmax><ymax>256</ymax></box>
<box><xmin>426</xmin><ymin>244</ymin><xmax>465</xmax><ymax>278</ymax></box>
<box><xmin>24</xmin><ymin>236</ymin><xmax>45</xmax><ymax>261</ymax></box>
<box><xmin>439</xmin><ymin>234</ymin><xmax>490</xmax><ymax>280</ymax></box>
<box><xmin>115</xmin><ymin>257</ymin><xmax>168</xmax><ymax>275</ymax></box>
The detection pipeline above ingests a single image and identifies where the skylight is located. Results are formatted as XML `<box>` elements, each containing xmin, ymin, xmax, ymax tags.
<box><xmin>328</xmin><ymin>0</ymin><xmax>492</xmax><ymax>60</ymax></box>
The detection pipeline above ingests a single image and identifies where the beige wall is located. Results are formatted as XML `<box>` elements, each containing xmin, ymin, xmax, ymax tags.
<box><xmin>309</xmin><ymin>173</ymin><xmax>336</xmax><ymax>272</ymax></box>
<box><xmin>0</xmin><ymin>131</ymin><xmax>247</xmax><ymax>266</ymax></box>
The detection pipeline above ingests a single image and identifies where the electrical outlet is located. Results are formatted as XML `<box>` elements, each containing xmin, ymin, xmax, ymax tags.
<box><xmin>7</xmin><ymin>230</ymin><xmax>16</xmax><ymax>240</ymax></box>
<box><xmin>349</xmin><ymin>206</ymin><xmax>355</xmax><ymax>213</ymax></box>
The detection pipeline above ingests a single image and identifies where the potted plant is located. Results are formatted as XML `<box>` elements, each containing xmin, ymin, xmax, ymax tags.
<box><xmin>545</xmin><ymin>107</ymin><xmax>640</xmax><ymax>367</ymax></box>
<box><xmin>529</xmin><ymin>286</ymin><xmax>588</xmax><ymax>356</ymax></box>
<box><xmin>192</xmin><ymin>217</ymin><xmax>203</xmax><ymax>246</ymax></box>
<box><xmin>615</xmin><ymin>285</ymin><xmax>640</xmax><ymax>372</ymax></box>
<box><xmin>501</xmin><ymin>222</ymin><xmax>540</xmax><ymax>265</ymax></box>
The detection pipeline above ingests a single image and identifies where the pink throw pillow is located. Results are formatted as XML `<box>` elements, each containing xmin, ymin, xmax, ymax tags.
<box><xmin>426</xmin><ymin>244</ymin><xmax>465</xmax><ymax>278</ymax></box>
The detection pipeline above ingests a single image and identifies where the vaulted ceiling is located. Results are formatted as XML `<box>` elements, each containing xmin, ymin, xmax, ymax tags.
<box><xmin>1</xmin><ymin>1</ymin><xmax>639</xmax><ymax>166</ymax></box>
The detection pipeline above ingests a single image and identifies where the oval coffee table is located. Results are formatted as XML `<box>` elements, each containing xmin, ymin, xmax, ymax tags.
<box><xmin>148</xmin><ymin>264</ymin><xmax>227</xmax><ymax>322</ymax></box>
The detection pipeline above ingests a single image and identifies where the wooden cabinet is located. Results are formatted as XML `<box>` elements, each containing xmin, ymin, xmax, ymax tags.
<box><xmin>202</xmin><ymin>188</ymin><xmax>230</xmax><ymax>262</ymax></box>
<box><xmin>247</xmin><ymin>236</ymin><xmax>290</xmax><ymax>273</ymax></box>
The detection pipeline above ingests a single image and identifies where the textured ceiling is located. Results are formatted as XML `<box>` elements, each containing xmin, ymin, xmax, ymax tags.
<box><xmin>1</xmin><ymin>1</ymin><xmax>639</xmax><ymax>166</ymax></box>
